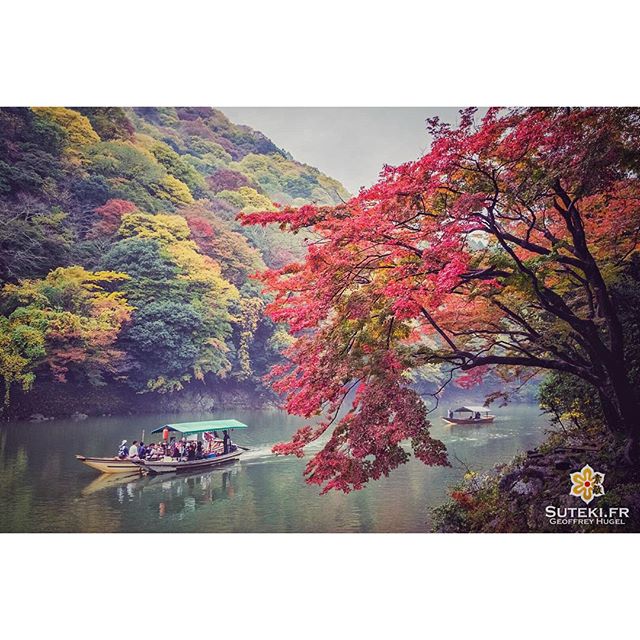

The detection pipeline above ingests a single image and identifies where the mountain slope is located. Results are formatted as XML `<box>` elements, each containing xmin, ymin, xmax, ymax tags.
<box><xmin>0</xmin><ymin>107</ymin><xmax>349</xmax><ymax>416</ymax></box>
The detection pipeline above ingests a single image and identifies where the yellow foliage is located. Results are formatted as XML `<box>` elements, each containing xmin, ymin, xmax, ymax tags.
<box><xmin>236</xmin><ymin>186</ymin><xmax>276</xmax><ymax>212</ymax></box>
<box><xmin>32</xmin><ymin>107</ymin><xmax>100</xmax><ymax>153</ymax></box>
<box><xmin>0</xmin><ymin>315</ymin><xmax>41</xmax><ymax>404</ymax></box>
<box><xmin>0</xmin><ymin>266</ymin><xmax>132</xmax><ymax>403</ymax></box>
<box><xmin>155</xmin><ymin>174</ymin><xmax>194</xmax><ymax>205</ymax></box>
<box><xmin>118</xmin><ymin>212</ymin><xmax>192</xmax><ymax>244</ymax></box>
<box><xmin>167</xmin><ymin>242</ymin><xmax>239</xmax><ymax>302</ymax></box>
<box><xmin>217</xmin><ymin>186</ymin><xmax>275</xmax><ymax>213</ymax></box>
<box><xmin>3</xmin><ymin>265</ymin><xmax>130</xmax><ymax>307</ymax></box>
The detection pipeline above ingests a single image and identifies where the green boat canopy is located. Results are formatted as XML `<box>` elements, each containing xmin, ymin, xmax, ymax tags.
<box><xmin>151</xmin><ymin>419</ymin><xmax>248</xmax><ymax>435</ymax></box>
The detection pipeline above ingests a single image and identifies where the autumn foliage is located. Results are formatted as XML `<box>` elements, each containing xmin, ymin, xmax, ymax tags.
<box><xmin>243</xmin><ymin>107</ymin><xmax>640</xmax><ymax>492</ymax></box>
<box><xmin>0</xmin><ymin>267</ymin><xmax>131</xmax><ymax>402</ymax></box>
<box><xmin>0</xmin><ymin>107</ymin><xmax>348</xmax><ymax>408</ymax></box>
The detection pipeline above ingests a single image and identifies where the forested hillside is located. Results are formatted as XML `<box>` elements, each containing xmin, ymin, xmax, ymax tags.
<box><xmin>0</xmin><ymin>107</ymin><xmax>349</xmax><ymax>417</ymax></box>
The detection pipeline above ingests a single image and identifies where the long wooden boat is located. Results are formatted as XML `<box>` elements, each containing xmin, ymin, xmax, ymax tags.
<box><xmin>141</xmin><ymin>420</ymin><xmax>248</xmax><ymax>473</ymax></box>
<box><xmin>76</xmin><ymin>418</ymin><xmax>249</xmax><ymax>475</ymax></box>
<box><xmin>76</xmin><ymin>455</ymin><xmax>143</xmax><ymax>474</ymax></box>
<box><xmin>140</xmin><ymin>448</ymin><xmax>244</xmax><ymax>474</ymax></box>
<box><xmin>443</xmin><ymin>416</ymin><xmax>495</xmax><ymax>425</ymax></box>
<box><xmin>442</xmin><ymin>405</ymin><xmax>495</xmax><ymax>425</ymax></box>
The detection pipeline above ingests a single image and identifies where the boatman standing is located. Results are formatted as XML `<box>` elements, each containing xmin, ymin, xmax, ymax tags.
<box><xmin>223</xmin><ymin>430</ymin><xmax>231</xmax><ymax>455</ymax></box>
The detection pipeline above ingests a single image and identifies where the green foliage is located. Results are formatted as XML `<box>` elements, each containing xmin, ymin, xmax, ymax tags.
<box><xmin>103</xmin><ymin>212</ymin><xmax>239</xmax><ymax>392</ymax></box>
<box><xmin>77</xmin><ymin>108</ymin><xmax>134</xmax><ymax>141</ymax></box>
<box><xmin>0</xmin><ymin>109</ymin><xmax>66</xmax><ymax>197</ymax></box>
<box><xmin>231</xmin><ymin>153</ymin><xmax>350</xmax><ymax>206</ymax></box>
<box><xmin>539</xmin><ymin>372</ymin><xmax>603</xmax><ymax>429</ymax></box>
<box><xmin>147</xmin><ymin>139</ymin><xmax>207</xmax><ymax>198</ymax></box>
<box><xmin>101</xmin><ymin>238</ymin><xmax>178</xmax><ymax>303</ymax></box>
<box><xmin>124</xmin><ymin>300</ymin><xmax>222</xmax><ymax>392</ymax></box>
<box><xmin>87</xmin><ymin>141</ymin><xmax>190</xmax><ymax>211</ymax></box>
<box><xmin>0</xmin><ymin>200</ymin><xmax>73</xmax><ymax>281</ymax></box>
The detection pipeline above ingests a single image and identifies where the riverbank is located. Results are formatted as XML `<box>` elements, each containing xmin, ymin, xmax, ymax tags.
<box><xmin>2</xmin><ymin>379</ymin><xmax>279</xmax><ymax>422</ymax></box>
<box><xmin>432</xmin><ymin>422</ymin><xmax>640</xmax><ymax>532</ymax></box>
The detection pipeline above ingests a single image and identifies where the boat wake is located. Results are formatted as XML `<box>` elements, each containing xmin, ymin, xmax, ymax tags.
<box><xmin>239</xmin><ymin>437</ymin><xmax>328</xmax><ymax>465</ymax></box>
<box><xmin>239</xmin><ymin>445</ymin><xmax>279</xmax><ymax>463</ymax></box>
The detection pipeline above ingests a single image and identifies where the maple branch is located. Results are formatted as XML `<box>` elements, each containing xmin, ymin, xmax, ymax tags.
<box><xmin>418</xmin><ymin>305</ymin><xmax>460</xmax><ymax>352</ymax></box>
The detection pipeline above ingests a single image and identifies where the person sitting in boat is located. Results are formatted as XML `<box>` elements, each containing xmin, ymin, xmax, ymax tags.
<box><xmin>187</xmin><ymin>442</ymin><xmax>196</xmax><ymax>461</ymax></box>
<box><xmin>138</xmin><ymin>442</ymin><xmax>147</xmax><ymax>460</ymax></box>
<box><xmin>128</xmin><ymin>440</ymin><xmax>139</xmax><ymax>460</ymax></box>
<box><xmin>118</xmin><ymin>440</ymin><xmax>129</xmax><ymax>459</ymax></box>
<box><xmin>448</xmin><ymin>409</ymin><xmax>454</xmax><ymax>419</ymax></box>
<box><xmin>474</xmin><ymin>412</ymin><xmax>481</xmax><ymax>420</ymax></box>
<box><xmin>196</xmin><ymin>440</ymin><xmax>204</xmax><ymax>460</ymax></box>
<box><xmin>146</xmin><ymin>443</ymin><xmax>157</xmax><ymax>460</ymax></box>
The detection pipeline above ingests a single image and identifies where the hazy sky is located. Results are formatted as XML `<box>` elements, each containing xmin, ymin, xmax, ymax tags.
<box><xmin>220</xmin><ymin>108</ymin><xmax>462</xmax><ymax>195</ymax></box>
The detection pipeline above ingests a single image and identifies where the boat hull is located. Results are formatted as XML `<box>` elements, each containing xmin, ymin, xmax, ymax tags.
<box><xmin>442</xmin><ymin>417</ymin><xmax>495</xmax><ymax>425</ymax></box>
<box><xmin>76</xmin><ymin>455</ymin><xmax>144</xmax><ymax>474</ymax></box>
<box><xmin>140</xmin><ymin>449</ymin><xmax>244</xmax><ymax>474</ymax></box>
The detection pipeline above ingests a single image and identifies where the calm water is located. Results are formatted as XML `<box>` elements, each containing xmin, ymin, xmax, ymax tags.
<box><xmin>0</xmin><ymin>405</ymin><xmax>550</xmax><ymax>532</ymax></box>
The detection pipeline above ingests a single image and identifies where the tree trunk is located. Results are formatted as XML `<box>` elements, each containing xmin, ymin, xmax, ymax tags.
<box><xmin>600</xmin><ymin>367</ymin><xmax>640</xmax><ymax>464</ymax></box>
<box><xmin>598</xmin><ymin>388</ymin><xmax>625</xmax><ymax>434</ymax></box>
<box><xmin>606</xmin><ymin>366</ymin><xmax>640</xmax><ymax>432</ymax></box>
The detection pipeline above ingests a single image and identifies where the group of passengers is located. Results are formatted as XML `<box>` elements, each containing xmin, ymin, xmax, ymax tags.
<box><xmin>117</xmin><ymin>430</ymin><xmax>233</xmax><ymax>462</ymax></box>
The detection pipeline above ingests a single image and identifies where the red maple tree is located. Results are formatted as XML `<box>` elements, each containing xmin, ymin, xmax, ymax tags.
<box><xmin>242</xmin><ymin>107</ymin><xmax>640</xmax><ymax>492</ymax></box>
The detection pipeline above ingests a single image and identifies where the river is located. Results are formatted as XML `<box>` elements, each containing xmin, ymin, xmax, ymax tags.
<box><xmin>0</xmin><ymin>404</ymin><xmax>550</xmax><ymax>532</ymax></box>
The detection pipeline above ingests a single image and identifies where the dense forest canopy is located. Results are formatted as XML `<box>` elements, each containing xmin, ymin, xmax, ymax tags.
<box><xmin>0</xmin><ymin>107</ymin><xmax>349</xmax><ymax>406</ymax></box>
<box><xmin>243</xmin><ymin>107</ymin><xmax>640</xmax><ymax>493</ymax></box>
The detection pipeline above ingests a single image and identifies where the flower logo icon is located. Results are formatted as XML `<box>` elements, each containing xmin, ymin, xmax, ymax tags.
<box><xmin>570</xmin><ymin>464</ymin><xmax>605</xmax><ymax>504</ymax></box>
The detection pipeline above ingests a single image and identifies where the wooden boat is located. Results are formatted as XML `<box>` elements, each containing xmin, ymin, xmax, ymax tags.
<box><xmin>140</xmin><ymin>448</ymin><xmax>244</xmax><ymax>474</ymax></box>
<box><xmin>442</xmin><ymin>405</ymin><xmax>495</xmax><ymax>425</ymax></box>
<box><xmin>76</xmin><ymin>455</ymin><xmax>143</xmax><ymax>474</ymax></box>
<box><xmin>140</xmin><ymin>419</ymin><xmax>248</xmax><ymax>474</ymax></box>
<box><xmin>76</xmin><ymin>419</ymin><xmax>249</xmax><ymax>475</ymax></box>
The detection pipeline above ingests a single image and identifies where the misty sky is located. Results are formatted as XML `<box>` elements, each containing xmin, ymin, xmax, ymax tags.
<box><xmin>220</xmin><ymin>108</ymin><xmax>462</xmax><ymax>195</ymax></box>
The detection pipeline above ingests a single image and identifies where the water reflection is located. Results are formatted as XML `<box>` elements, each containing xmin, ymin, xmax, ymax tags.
<box><xmin>0</xmin><ymin>432</ymin><xmax>34</xmax><ymax>532</ymax></box>
<box><xmin>82</xmin><ymin>472</ymin><xmax>141</xmax><ymax>496</ymax></box>
<box><xmin>0</xmin><ymin>405</ymin><xmax>551</xmax><ymax>532</ymax></box>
